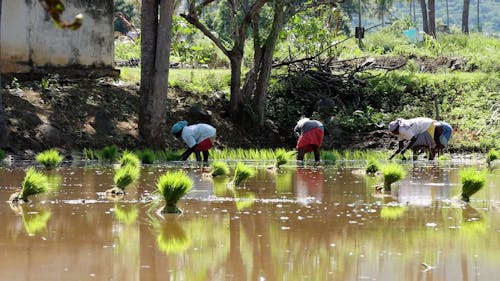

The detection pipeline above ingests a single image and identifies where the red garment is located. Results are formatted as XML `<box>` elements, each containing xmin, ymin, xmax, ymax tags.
<box><xmin>296</xmin><ymin>127</ymin><xmax>324</xmax><ymax>152</ymax></box>
<box><xmin>195</xmin><ymin>138</ymin><xmax>213</xmax><ymax>151</ymax></box>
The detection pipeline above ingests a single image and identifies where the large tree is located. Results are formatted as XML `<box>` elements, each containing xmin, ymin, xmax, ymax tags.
<box><xmin>462</xmin><ymin>0</ymin><xmax>470</xmax><ymax>33</ymax></box>
<box><xmin>139</xmin><ymin>0</ymin><xmax>175</xmax><ymax>148</ymax></box>
<box><xmin>181</xmin><ymin>0</ymin><xmax>336</xmax><ymax>126</ymax></box>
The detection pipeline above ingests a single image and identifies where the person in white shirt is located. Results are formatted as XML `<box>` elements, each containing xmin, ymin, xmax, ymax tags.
<box><xmin>388</xmin><ymin>117</ymin><xmax>437</xmax><ymax>160</ymax></box>
<box><xmin>171</xmin><ymin>121</ymin><xmax>216</xmax><ymax>163</ymax></box>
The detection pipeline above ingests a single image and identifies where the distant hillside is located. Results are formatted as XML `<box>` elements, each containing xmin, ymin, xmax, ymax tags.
<box><xmin>351</xmin><ymin>0</ymin><xmax>499</xmax><ymax>35</ymax></box>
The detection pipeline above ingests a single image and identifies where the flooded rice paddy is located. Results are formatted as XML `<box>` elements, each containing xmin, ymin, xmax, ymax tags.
<box><xmin>1</xmin><ymin>161</ymin><xmax>499</xmax><ymax>281</ymax></box>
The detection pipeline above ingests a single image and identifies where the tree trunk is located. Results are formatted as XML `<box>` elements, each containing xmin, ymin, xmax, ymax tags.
<box><xmin>476</xmin><ymin>0</ymin><xmax>480</xmax><ymax>32</ymax></box>
<box><xmin>139</xmin><ymin>0</ymin><xmax>173</xmax><ymax>149</ymax></box>
<box><xmin>462</xmin><ymin>0</ymin><xmax>470</xmax><ymax>33</ymax></box>
<box><xmin>228</xmin><ymin>53</ymin><xmax>244</xmax><ymax>119</ymax></box>
<box><xmin>251</xmin><ymin>1</ymin><xmax>286</xmax><ymax>127</ymax></box>
<box><xmin>419</xmin><ymin>0</ymin><xmax>429</xmax><ymax>34</ymax></box>
<box><xmin>0</xmin><ymin>0</ymin><xmax>8</xmax><ymax>148</ymax></box>
<box><xmin>428</xmin><ymin>0</ymin><xmax>436</xmax><ymax>37</ymax></box>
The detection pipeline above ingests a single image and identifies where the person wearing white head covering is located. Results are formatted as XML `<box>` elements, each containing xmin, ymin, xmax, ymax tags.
<box><xmin>388</xmin><ymin>117</ymin><xmax>437</xmax><ymax>160</ymax></box>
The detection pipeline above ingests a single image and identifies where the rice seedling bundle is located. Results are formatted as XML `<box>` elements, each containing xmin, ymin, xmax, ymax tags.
<box><xmin>99</xmin><ymin>145</ymin><xmax>119</xmax><ymax>162</ymax></box>
<box><xmin>35</xmin><ymin>149</ymin><xmax>63</xmax><ymax>169</ymax></box>
<box><xmin>140</xmin><ymin>148</ymin><xmax>156</xmax><ymax>164</ymax></box>
<box><xmin>233</xmin><ymin>162</ymin><xmax>255</xmax><ymax>186</ymax></box>
<box><xmin>212</xmin><ymin>161</ymin><xmax>229</xmax><ymax>177</ymax></box>
<box><xmin>486</xmin><ymin>149</ymin><xmax>499</xmax><ymax>166</ymax></box>
<box><xmin>275</xmin><ymin>151</ymin><xmax>289</xmax><ymax>168</ymax></box>
<box><xmin>113</xmin><ymin>164</ymin><xmax>140</xmax><ymax>190</ymax></box>
<box><xmin>460</xmin><ymin>168</ymin><xmax>486</xmax><ymax>202</ymax></box>
<box><xmin>157</xmin><ymin>170</ymin><xmax>193</xmax><ymax>213</ymax></box>
<box><xmin>120</xmin><ymin>150</ymin><xmax>141</xmax><ymax>168</ymax></box>
<box><xmin>20</xmin><ymin>167</ymin><xmax>50</xmax><ymax>201</ymax></box>
<box><xmin>381</xmin><ymin>163</ymin><xmax>406</xmax><ymax>191</ymax></box>
<box><xmin>365</xmin><ymin>158</ymin><xmax>380</xmax><ymax>175</ymax></box>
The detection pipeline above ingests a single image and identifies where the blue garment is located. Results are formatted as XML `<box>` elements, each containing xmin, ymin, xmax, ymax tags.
<box><xmin>439</xmin><ymin>121</ymin><xmax>453</xmax><ymax>146</ymax></box>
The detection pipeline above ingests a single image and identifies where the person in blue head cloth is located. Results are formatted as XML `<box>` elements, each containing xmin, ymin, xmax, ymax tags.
<box><xmin>171</xmin><ymin>121</ymin><xmax>216</xmax><ymax>163</ymax></box>
<box><xmin>432</xmin><ymin>120</ymin><xmax>453</xmax><ymax>156</ymax></box>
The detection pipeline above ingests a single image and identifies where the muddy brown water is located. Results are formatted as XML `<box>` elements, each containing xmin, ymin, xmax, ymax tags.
<box><xmin>1</xmin><ymin>161</ymin><xmax>499</xmax><ymax>281</ymax></box>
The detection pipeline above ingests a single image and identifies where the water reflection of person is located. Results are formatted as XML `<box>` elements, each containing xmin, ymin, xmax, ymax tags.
<box><xmin>296</xmin><ymin>168</ymin><xmax>324</xmax><ymax>201</ymax></box>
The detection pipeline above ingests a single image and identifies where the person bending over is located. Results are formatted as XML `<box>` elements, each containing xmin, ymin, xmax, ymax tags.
<box><xmin>171</xmin><ymin>121</ymin><xmax>216</xmax><ymax>164</ymax></box>
<box><xmin>294</xmin><ymin>117</ymin><xmax>325</xmax><ymax>166</ymax></box>
<box><xmin>388</xmin><ymin>117</ymin><xmax>437</xmax><ymax>160</ymax></box>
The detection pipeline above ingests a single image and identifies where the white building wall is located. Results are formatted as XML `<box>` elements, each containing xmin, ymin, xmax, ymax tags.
<box><xmin>1</xmin><ymin>0</ymin><xmax>114</xmax><ymax>73</ymax></box>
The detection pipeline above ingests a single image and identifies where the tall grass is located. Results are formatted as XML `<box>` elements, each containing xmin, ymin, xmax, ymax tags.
<box><xmin>35</xmin><ymin>149</ymin><xmax>64</xmax><ymax>169</ymax></box>
<box><xmin>460</xmin><ymin>168</ymin><xmax>486</xmax><ymax>202</ymax></box>
<box><xmin>157</xmin><ymin>170</ymin><xmax>193</xmax><ymax>213</ymax></box>
<box><xmin>381</xmin><ymin>163</ymin><xmax>406</xmax><ymax>191</ymax></box>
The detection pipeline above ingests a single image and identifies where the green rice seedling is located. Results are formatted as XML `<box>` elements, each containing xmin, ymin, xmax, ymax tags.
<box><xmin>275</xmin><ymin>150</ymin><xmax>290</xmax><ymax>168</ymax></box>
<box><xmin>98</xmin><ymin>144</ymin><xmax>119</xmax><ymax>163</ymax></box>
<box><xmin>486</xmin><ymin>149</ymin><xmax>499</xmax><ymax>167</ymax></box>
<box><xmin>321</xmin><ymin>150</ymin><xmax>337</xmax><ymax>164</ymax></box>
<box><xmin>113</xmin><ymin>164</ymin><xmax>140</xmax><ymax>191</ymax></box>
<box><xmin>156</xmin><ymin>149</ymin><xmax>183</xmax><ymax>161</ymax></box>
<box><xmin>35</xmin><ymin>149</ymin><xmax>63</xmax><ymax>169</ymax></box>
<box><xmin>83</xmin><ymin>147</ymin><xmax>97</xmax><ymax>161</ymax></box>
<box><xmin>140</xmin><ymin>148</ymin><xmax>156</xmax><ymax>164</ymax></box>
<box><xmin>365</xmin><ymin>158</ymin><xmax>380</xmax><ymax>175</ymax></box>
<box><xmin>114</xmin><ymin>204</ymin><xmax>139</xmax><ymax>225</ymax></box>
<box><xmin>460</xmin><ymin>168</ymin><xmax>486</xmax><ymax>202</ymax></box>
<box><xmin>119</xmin><ymin>150</ymin><xmax>140</xmax><ymax>168</ymax></box>
<box><xmin>232</xmin><ymin>162</ymin><xmax>255</xmax><ymax>186</ymax></box>
<box><xmin>381</xmin><ymin>163</ymin><xmax>406</xmax><ymax>191</ymax></box>
<box><xmin>438</xmin><ymin>154</ymin><xmax>451</xmax><ymax>161</ymax></box>
<box><xmin>17</xmin><ymin>167</ymin><xmax>50</xmax><ymax>202</ymax></box>
<box><xmin>157</xmin><ymin>170</ymin><xmax>193</xmax><ymax>213</ymax></box>
<box><xmin>212</xmin><ymin>161</ymin><xmax>229</xmax><ymax>177</ymax></box>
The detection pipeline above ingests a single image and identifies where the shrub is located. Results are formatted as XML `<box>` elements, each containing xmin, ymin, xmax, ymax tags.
<box><xmin>157</xmin><ymin>170</ymin><xmax>193</xmax><ymax>213</ymax></box>
<box><xmin>460</xmin><ymin>168</ymin><xmax>486</xmax><ymax>202</ymax></box>
<box><xmin>381</xmin><ymin>163</ymin><xmax>406</xmax><ymax>191</ymax></box>
<box><xmin>35</xmin><ymin>149</ymin><xmax>64</xmax><ymax>169</ymax></box>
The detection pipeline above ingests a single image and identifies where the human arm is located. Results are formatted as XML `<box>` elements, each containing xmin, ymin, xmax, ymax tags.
<box><xmin>179</xmin><ymin>146</ymin><xmax>196</xmax><ymax>161</ymax></box>
<box><xmin>389</xmin><ymin>138</ymin><xmax>416</xmax><ymax>160</ymax></box>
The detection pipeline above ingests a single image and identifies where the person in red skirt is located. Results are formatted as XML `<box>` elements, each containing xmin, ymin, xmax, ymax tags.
<box><xmin>294</xmin><ymin>117</ymin><xmax>324</xmax><ymax>167</ymax></box>
<box><xmin>171</xmin><ymin>121</ymin><xmax>216</xmax><ymax>164</ymax></box>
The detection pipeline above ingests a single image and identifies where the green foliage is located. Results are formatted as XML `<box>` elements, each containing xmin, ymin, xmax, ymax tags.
<box><xmin>275</xmin><ymin>150</ymin><xmax>293</xmax><ymax>168</ymax></box>
<box><xmin>0</xmin><ymin>149</ymin><xmax>5</xmax><ymax>162</ymax></box>
<box><xmin>20</xmin><ymin>168</ymin><xmax>50</xmax><ymax>200</ymax></box>
<box><xmin>139</xmin><ymin>148</ymin><xmax>156</xmax><ymax>164</ymax></box>
<box><xmin>114</xmin><ymin>39</ymin><xmax>141</xmax><ymax>61</ymax></box>
<box><xmin>83</xmin><ymin>147</ymin><xmax>97</xmax><ymax>161</ymax></box>
<box><xmin>35</xmin><ymin>149</ymin><xmax>64</xmax><ymax>169</ymax></box>
<box><xmin>212</xmin><ymin>161</ymin><xmax>229</xmax><ymax>177</ymax></box>
<box><xmin>99</xmin><ymin>145</ymin><xmax>119</xmax><ymax>163</ymax></box>
<box><xmin>460</xmin><ymin>168</ymin><xmax>486</xmax><ymax>202</ymax></box>
<box><xmin>233</xmin><ymin>162</ymin><xmax>255</xmax><ymax>186</ymax></box>
<box><xmin>365</xmin><ymin>158</ymin><xmax>380</xmax><ymax>175</ymax></box>
<box><xmin>157</xmin><ymin>170</ymin><xmax>193</xmax><ymax>213</ymax></box>
<box><xmin>113</xmin><ymin>164</ymin><xmax>140</xmax><ymax>191</ymax></box>
<box><xmin>486</xmin><ymin>149</ymin><xmax>499</xmax><ymax>166</ymax></box>
<box><xmin>119</xmin><ymin>150</ymin><xmax>140</xmax><ymax>168</ymax></box>
<box><xmin>381</xmin><ymin>163</ymin><xmax>406</xmax><ymax>191</ymax></box>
